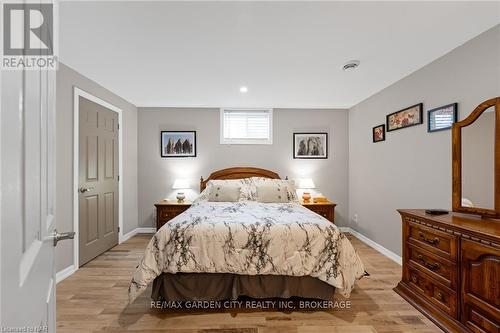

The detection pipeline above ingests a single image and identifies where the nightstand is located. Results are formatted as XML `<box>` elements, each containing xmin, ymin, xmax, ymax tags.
<box><xmin>154</xmin><ymin>200</ymin><xmax>191</xmax><ymax>230</ymax></box>
<box><xmin>301</xmin><ymin>200</ymin><xmax>336</xmax><ymax>223</ymax></box>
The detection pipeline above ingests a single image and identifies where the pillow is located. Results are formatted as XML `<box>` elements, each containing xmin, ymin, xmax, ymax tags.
<box><xmin>255</xmin><ymin>184</ymin><xmax>289</xmax><ymax>203</ymax></box>
<box><xmin>196</xmin><ymin>178</ymin><xmax>253</xmax><ymax>202</ymax></box>
<box><xmin>250</xmin><ymin>177</ymin><xmax>299</xmax><ymax>202</ymax></box>
<box><xmin>208</xmin><ymin>185</ymin><xmax>242</xmax><ymax>202</ymax></box>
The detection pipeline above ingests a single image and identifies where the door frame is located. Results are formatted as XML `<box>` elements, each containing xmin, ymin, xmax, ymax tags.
<box><xmin>73</xmin><ymin>87</ymin><xmax>123</xmax><ymax>269</ymax></box>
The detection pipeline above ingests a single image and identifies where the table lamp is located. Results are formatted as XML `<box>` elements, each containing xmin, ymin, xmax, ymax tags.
<box><xmin>172</xmin><ymin>179</ymin><xmax>189</xmax><ymax>203</ymax></box>
<box><xmin>298</xmin><ymin>178</ymin><xmax>315</xmax><ymax>202</ymax></box>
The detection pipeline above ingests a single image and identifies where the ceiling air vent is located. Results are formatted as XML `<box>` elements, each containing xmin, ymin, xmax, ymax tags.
<box><xmin>343</xmin><ymin>60</ymin><xmax>360</xmax><ymax>71</ymax></box>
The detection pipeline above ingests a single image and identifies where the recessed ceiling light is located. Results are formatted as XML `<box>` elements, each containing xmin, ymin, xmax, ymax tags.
<box><xmin>239</xmin><ymin>86</ymin><xmax>248</xmax><ymax>93</ymax></box>
<box><xmin>343</xmin><ymin>60</ymin><xmax>360</xmax><ymax>71</ymax></box>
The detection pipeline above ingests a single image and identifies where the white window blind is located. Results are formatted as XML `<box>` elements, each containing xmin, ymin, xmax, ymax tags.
<box><xmin>220</xmin><ymin>109</ymin><xmax>273</xmax><ymax>144</ymax></box>
<box><xmin>429</xmin><ymin>113</ymin><xmax>454</xmax><ymax>130</ymax></box>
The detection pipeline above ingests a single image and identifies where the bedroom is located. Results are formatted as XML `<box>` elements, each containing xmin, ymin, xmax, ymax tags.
<box><xmin>1</xmin><ymin>1</ymin><xmax>499</xmax><ymax>333</ymax></box>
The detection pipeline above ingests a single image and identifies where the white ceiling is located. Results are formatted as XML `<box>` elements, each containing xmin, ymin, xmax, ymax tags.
<box><xmin>59</xmin><ymin>1</ymin><xmax>500</xmax><ymax>108</ymax></box>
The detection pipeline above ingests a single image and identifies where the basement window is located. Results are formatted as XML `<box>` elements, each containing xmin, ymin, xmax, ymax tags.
<box><xmin>220</xmin><ymin>108</ymin><xmax>273</xmax><ymax>144</ymax></box>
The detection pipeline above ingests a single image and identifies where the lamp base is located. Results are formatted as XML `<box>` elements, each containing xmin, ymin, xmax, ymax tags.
<box><xmin>176</xmin><ymin>192</ymin><xmax>186</xmax><ymax>203</ymax></box>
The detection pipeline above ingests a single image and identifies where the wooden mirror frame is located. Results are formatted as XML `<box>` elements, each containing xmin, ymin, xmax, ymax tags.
<box><xmin>452</xmin><ymin>97</ymin><xmax>500</xmax><ymax>218</ymax></box>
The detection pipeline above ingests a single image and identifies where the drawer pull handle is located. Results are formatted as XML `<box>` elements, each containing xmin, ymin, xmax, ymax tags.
<box><xmin>411</xmin><ymin>275</ymin><xmax>418</xmax><ymax>283</ymax></box>
<box><xmin>417</xmin><ymin>255</ymin><xmax>440</xmax><ymax>271</ymax></box>
<box><xmin>435</xmin><ymin>291</ymin><xmax>444</xmax><ymax>301</ymax></box>
<box><xmin>419</xmin><ymin>232</ymin><xmax>440</xmax><ymax>245</ymax></box>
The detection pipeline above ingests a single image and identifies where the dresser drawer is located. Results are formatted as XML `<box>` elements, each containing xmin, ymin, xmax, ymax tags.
<box><xmin>304</xmin><ymin>204</ymin><xmax>335</xmax><ymax>222</ymax></box>
<box><xmin>159</xmin><ymin>207</ymin><xmax>189</xmax><ymax>220</ymax></box>
<box><xmin>155</xmin><ymin>203</ymin><xmax>191</xmax><ymax>230</ymax></box>
<box><xmin>407</xmin><ymin>267</ymin><xmax>458</xmax><ymax>318</ymax></box>
<box><xmin>408</xmin><ymin>222</ymin><xmax>457</xmax><ymax>261</ymax></box>
<box><xmin>463</xmin><ymin>303</ymin><xmax>500</xmax><ymax>333</ymax></box>
<box><xmin>408</xmin><ymin>244</ymin><xmax>457</xmax><ymax>288</ymax></box>
<box><xmin>313</xmin><ymin>206</ymin><xmax>333</xmax><ymax>220</ymax></box>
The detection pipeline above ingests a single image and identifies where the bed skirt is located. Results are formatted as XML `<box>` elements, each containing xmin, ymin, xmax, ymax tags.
<box><xmin>151</xmin><ymin>273</ymin><xmax>335</xmax><ymax>302</ymax></box>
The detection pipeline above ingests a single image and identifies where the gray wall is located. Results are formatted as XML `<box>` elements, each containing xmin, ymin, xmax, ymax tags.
<box><xmin>138</xmin><ymin>108</ymin><xmax>349</xmax><ymax>228</ymax></box>
<box><xmin>56</xmin><ymin>63</ymin><xmax>138</xmax><ymax>271</ymax></box>
<box><xmin>348</xmin><ymin>25</ymin><xmax>500</xmax><ymax>256</ymax></box>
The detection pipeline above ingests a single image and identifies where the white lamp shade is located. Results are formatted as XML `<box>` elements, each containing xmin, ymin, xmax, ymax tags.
<box><xmin>298</xmin><ymin>178</ymin><xmax>315</xmax><ymax>189</ymax></box>
<box><xmin>172</xmin><ymin>179</ymin><xmax>189</xmax><ymax>189</ymax></box>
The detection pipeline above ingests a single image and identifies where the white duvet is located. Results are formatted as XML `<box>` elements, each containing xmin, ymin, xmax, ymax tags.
<box><xmin>129</xmin><ymin>201</ymin><xmax>365</xmax><ymax>302</ymax></box>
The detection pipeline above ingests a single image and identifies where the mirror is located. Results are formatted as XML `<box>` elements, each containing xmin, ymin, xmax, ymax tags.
<box><xmin>452</xmin><ymin>97</ymin><xmax>499</xmax><ymax>218</ymax></box>
<box><xmin>461</xmin><ymin>106</ymin><xmax>495</xmax><ymax>209</ymax></box>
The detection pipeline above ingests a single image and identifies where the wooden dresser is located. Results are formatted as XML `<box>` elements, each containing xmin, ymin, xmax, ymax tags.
<box><xmin>395</xmin><ymin>209</ymin><xmax>500</xmax><ymax>333</ymax></box>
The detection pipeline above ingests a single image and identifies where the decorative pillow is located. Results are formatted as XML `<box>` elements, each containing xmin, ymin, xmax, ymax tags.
<box><xmin>255</xmin><ymin>184</ymin><xmax>289</xmax><ymax>203</ymax></box>
<box><xmin>208</xmin><ymin>185</ymin><xmax>242</xmax><ymax>202</ymax></box>
<box><xmin>249</xmin><ymin>177</ymin><xmax>299</xmax><ymax>202</ymax></box>
<box><xmin>194</xmin><ymin>187</ymin><xmax>211</xmax><ymax>203</ymax></box>
<box><xmin>197</xmin><ymin>178</ymin><xmax>253</xmax><ymax>202</ymax></box>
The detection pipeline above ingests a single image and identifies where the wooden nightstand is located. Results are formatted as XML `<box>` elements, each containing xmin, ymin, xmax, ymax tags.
<box><xmin>154</xmin><ymin>200</ymin><xmax>191</xmax><ymax>230</ymax></box>
<box><xmin>301</xmin><ymin>200</ymin><xmax>336</xmax><ymax>223</ymax></box>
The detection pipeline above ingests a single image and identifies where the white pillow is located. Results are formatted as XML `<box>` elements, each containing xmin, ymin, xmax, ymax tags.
<box><xmin>255</xmin><ymin>184</ymin><xmax>289</xmax><ymax>203</ymax></box>
<box><xmin>196</xmin><ymin>178</ymin><xmax>253</xmax><ymax>202</ymax></box>
<box><xmin>208</xmin><ymin>185</ymin><xmax>242</xmax><ymax>202</ymax></box>
<box><xmin>250</xmin><ymin>177</ymin><xmax>299</xmax><ymax>202</ymax></box>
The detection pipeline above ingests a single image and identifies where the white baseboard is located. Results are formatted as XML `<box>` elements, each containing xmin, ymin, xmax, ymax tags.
<box><xmin>120</xmin><ymin>227</ymin><xmax>156</xmax><ymax>243</ymax></box>
<box><xmin>340</xmin><ymin>227</ymin><xmax>402</xmax><ymax>265</ymax></box>
<box><xmin>120</xmin><ymin>228</ymin><xmax>137</xmax><ymax>243</ymax></box>
<box><xmin>136</xmin><ymin>227</ymin><xmax>156</xmax><ymax>234</ymax></box>
<box><xmin>56</xmin><ymin>264</ymin><xmax>76</xmax><ymax>284</ymax></box>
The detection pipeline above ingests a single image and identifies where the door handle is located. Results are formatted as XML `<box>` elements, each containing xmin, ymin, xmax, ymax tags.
<box><xmin>51</xmin><ymin>229</ymin><xmax>75</xmax><ymax>246</ymax></box>
<box><xmin>79</xmin><ymin>186</ymin><xmax>95</xmax><ymax>193</ymax></box>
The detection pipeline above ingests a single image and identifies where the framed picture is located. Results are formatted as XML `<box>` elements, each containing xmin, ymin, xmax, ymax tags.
<box><xmin>372</xmin><ymin>124</ymin><xmax>385</xmax><ymax>143</ymax></box>
<box><xmin>293</xmin><ymin>133</ymin><xmax>328</xmax><ymax>159</ymax></box>
<box><xmin>427</xmin><ymin>103</ymin><xmax>457</xmax><ymax>132</ymax></box>
<box><xmin>161</xmin><ymin>131</ymin><xmax>196</xmax><ymax>157</ymax></box>
<box><xmin>386</xmin><ymin>103</ymin><xmax>423</xmax><ymax>132</ymax></box>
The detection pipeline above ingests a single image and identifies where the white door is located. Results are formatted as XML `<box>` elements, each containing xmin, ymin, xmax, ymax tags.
<box><xmin>0</xmin><ymin>6</ymin><xmax>63</xmax><ymax>331</ymax></box>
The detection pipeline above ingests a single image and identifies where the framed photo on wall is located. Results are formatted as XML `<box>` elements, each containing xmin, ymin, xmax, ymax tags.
<box><xmin>293</xmin><ymin>132</ymin><xmax>328</xmax><ymax>159</ymax></box>
<box><xmin>372</xmin><ymin>124</ymin><xmax>385</xmax><ymax>143</ymax></box>
<box><xmin>161</xmin><ymin>131</ymin><xmax>196</xmax><ymax>157</ymax></box>
<box><xmin>427</xmin><ymin>103</ymin><xmax>457</xmax><ymax>132</ymax></box>
<box><xmin>386</xmin><ymin>103</ymin><xmax>423</xmax><ymax>132</ymax></box>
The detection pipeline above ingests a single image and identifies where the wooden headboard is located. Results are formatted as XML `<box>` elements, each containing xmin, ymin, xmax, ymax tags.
<box><xmin>200</xmin><ymin>167</ymin><xmax>281</xmax><ymax>192</ymax></box>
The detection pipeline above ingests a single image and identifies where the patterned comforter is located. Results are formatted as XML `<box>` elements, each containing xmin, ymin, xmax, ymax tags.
<box><xmin>129</xmin><ymin>201</ymin><xmax>365</xmax><ymax>302</ymax></box>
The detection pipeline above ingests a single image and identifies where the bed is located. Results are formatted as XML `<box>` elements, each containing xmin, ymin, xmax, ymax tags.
<box><xmin>129</xmin><ymin>167</ymin><xmax>364</xmax><ymax>303</ymax></box>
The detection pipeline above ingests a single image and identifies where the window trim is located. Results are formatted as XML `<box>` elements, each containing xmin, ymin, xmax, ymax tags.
<box><xmin>220</xmin><ymin>108</ymin><xmax>273</xmax><ymax>145</ymax></box>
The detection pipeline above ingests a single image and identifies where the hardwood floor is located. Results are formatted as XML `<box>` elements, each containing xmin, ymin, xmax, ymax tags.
<box><xmin>56</xmin><ymin>234</ymin><xmax>441</xmax><ymax>333</ymax></box>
